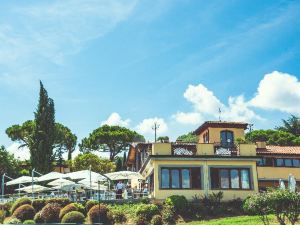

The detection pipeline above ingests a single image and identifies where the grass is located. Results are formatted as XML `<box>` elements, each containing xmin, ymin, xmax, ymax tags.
<box><xmin>182</xmin><ymin>215</ymin><xmax>282</xmax><ymax>225</ymax></box>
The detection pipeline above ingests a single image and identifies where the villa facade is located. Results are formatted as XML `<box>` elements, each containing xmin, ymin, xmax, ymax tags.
<box><xmin>127</xmin><ymin>121</ymin><xmax>300</xmax><ymax>201</ymax></box>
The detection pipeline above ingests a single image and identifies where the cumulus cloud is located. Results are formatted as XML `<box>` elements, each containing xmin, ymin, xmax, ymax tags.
<box><xmin>172</xmin><ymin>112</ymin><xmax>202</xmax><ymax>125</ymax></box>
<box><xmin>101</xmin><ymin>112</ymin><xmax>130</xmax><ymax>127</ymax></box>
<box><xmin>7</xmin><ymin>143</ymin><xmax>30</xmax><ymax>160</ymax></box>
<box><xmin>136</xmin><ymin>117</ymin><xmax>168</xmax><ymax>135</ymax></box>
<box><xmin>250</xmin><ymin>71</ymin><xmax>300</xmax><ymax>114</ymax></box>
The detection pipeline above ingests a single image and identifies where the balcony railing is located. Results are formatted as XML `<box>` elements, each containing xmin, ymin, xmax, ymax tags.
<box><xmin>214</xmin><ymin>142</ymin><xmax>238</xmax><ymax>156</ymax></box>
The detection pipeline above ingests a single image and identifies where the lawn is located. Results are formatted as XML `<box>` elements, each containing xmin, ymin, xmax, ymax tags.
<box><xmin>182</xmin><ymin>215</ymin><xmax>283</xmax><ymax>225</ymax></box>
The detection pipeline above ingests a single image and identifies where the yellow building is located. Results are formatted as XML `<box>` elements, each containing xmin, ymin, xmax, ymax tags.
<box><xmin>127</xmin><ymin>121</ymin><xmax>259</xmax><ymax>201</ymax></box>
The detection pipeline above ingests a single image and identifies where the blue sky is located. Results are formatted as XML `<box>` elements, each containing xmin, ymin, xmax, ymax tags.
<box><xmin>1</xmin><ymin>0</ymin><xmax>300</xmax><ymax>159</ymax></box>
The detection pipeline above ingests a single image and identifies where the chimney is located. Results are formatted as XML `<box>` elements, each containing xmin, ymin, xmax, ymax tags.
<box><xmin>256</xmin><ymin>141</ymin><xmax>266</xmax><ymax>149</ymax></box>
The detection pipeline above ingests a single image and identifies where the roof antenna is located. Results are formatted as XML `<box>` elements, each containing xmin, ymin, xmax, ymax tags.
<box><xmin>218</xmin><ymin>108</ymin><xmax>221</xmax><ymax>121</ymax></box>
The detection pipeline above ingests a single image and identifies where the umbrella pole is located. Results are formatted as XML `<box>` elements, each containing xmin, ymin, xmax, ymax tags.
<box><xmin>1</xmin><ymin>174</ymin><xmax>5</xmax><ymax>202</ymax></box>
<box><xmin>31</xmin><ymin>169</ymin><xmax>34</xmax><ymax>200</ymax></box>
<box><xmin>98</xmin><ymin>181</ymin><xmax>100</xmax><ymax>223</ymax></box>
<box><xmin>18</xmin><ymin>184</ymin><xmax>20</xmax><ymax>198</ymax></box>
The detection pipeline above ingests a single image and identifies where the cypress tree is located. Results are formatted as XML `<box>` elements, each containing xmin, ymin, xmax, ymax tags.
<box><xmin>122</xmin><ymin>151</ymin><xmax>127</xmax><ymax>170</ymax></box>
<box><xmin>32</xmin><ymin>81</ymin><xmax>56</xmax><ymax>173</ymax></box>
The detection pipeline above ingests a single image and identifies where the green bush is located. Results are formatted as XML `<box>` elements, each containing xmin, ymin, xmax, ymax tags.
<box><xmin>88</xmin><ymin>204</ymin><xmax>113</xmax><ymax>224</ymax></box>
<box><xmin>61</xmin><ymin>211</ymin><xmax>85</xmax><ymax>224</ymax></box>
<box><xmin>162</xmin><ymin>205</ymin><xmax>176</xmax><ymax>225</ymax></box>
<box><xmin>10</xmin><ymin>198</ymin><xmax>32</xmax><ymax>214</ymax></box>
<box><xmin>0</xmin><ymin>202</ymin><xmax>13</xmax><ymax>216</ymax></box>
<box><xmin>59</xmin><ymin>203</ymin><xmax>85</xmax><ymax>220</ymax></box>
<box><xmin>45</xmin><ymin>198</ymin><xmax>70</xmax><ymax>207</ymax></box>
<box><xmin>3</xmin><ymin>217</ymin><xmax>22</xmax><ymax>224</ymax></box>
<box><xmin>113</xmin><ymin>210</ymin><xmax>127</xmax><ymax>224</ymax></box>
<box><xmin>33</xmin><ymin>211</ymin><xmax>43</xmax><ymax>223</ymax></box>
<box><xmin>31</xmin><ymin>199</ymin><xmax>46</xmax><ymax>212</ymax></box>
<box><xmin>0</xmin><ymin>210</ymin><xmax>6</xmax><ymax>224</ymax></box>
<box><xmin>135</xmin><ymin>215</ymin><xmax>149</xmax><ymax>225</ymax></box>
<box><xmin>40</xmin><ymin>203</ymin><xmax>61</xmax><ymax>223</ymax></box>
<box><xmin>151</xmin><ymin>215</ymin><xmax>163</xmax><ymax>225</ymax></box>
<box><xmin>85</xmin><ymin>200</ymin><xmax>98</xmax><ymax>212</ymax></box>
<box><xmin>23</xmin><ymin>219</ymin><xmax>36</xmax><ymax>224</ymax></box>
<box><xmin>136</xmin><ymin>204</ymin><xmax>159</xmax><ymax>222</ymax></box>
<box><xmin>165</xmin><ymin>195</ymin><xmax>188</xmax><ymax>215</ymax></box>
<box><xmin>12</xmin><ymin>204</ymin><xmax>35</xmax><ymax>222</ymax></box>
<box><xmin>201</xmin><ymin>191</ymin><xmax>224</xmax><ymax>216</ymax></box>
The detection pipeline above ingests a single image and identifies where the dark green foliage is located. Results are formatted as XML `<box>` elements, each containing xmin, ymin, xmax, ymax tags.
<box><xmin>10</xmin><ymin>198</ymin><xmax>32</xmax><ymax>214</ymax></box>
<box><xmin>40</xmin><ymin>203</ymin><xmax>61</xmax><ymax>223</ymax></box>
<box><xmin>33</xmin><ymin>211</ymin><xmax>43</xmax><ymax>223</ymax></box>
<box><xmin>59</xmin><ymin>203</ymin><xmax>85</xmax><ymax>220</ymax></box>
<box><xmin>135</xmin><ymin>215</ymin><xmax>149</xmax><ymax>225</ymax></box>
<box><xmin>23</xmin><ymin>219</ymin><xmax>35</xmax><ymax>224</ymax></box>
<box><xmin>85</xmin><ymin>200</ymin><xmax>98</xmax><ymax>212</ymax></box>
<box><xmin>0</xmin><ymin>202</ymin><xmax>13</xmax><ymax>216</ymax></box>
<box><xmin>88</xmin><ymin>204</ymin><xmax>112</xmax><ymax>224</ymax></box>
<box><xmin>45</xmin><ymin>198</ymin><xmax>71</xmax><ymax>207</ymax></box>
<box><xmin>135</xmin><ymin>204</ymin><xmax>159</xmax><ymax>221</ymax></box>
<box><xmin>31</xmin><ymin>199</ymin><xmax>45</xmax><ymax>212</ymax></box>
<box><xmin>276</xmin><ymin>115</ymin><xmax>300</xmax><ymax>136</ymax></box>
<box><xmin>12</xmin><ymin>204</ymin><xmax>35</xmax><ymax>222</ymax></box>
<box><xmin>0</xmin><ymin>210</ymin><xmax>5</xmax><ymax>224</ymax></box>
<box><xmin>79</xmin><ymin>125</ymin><xmax>139</xmax><ymax>161</ymax></box>
<box><xmin>223</xmin><ymin>198</ymin><xmax>244</xmax><ymax>216</ymax></box>
<box><xmin>112</xmin><ymin>210</ymin><xmax>127</xmax><ymax>223</ymax></box>
<box><xmin>0</xmin><ymin>146</ymin><xmax>21</xmax><ymax>177</ymax></box>
<box><xmin>157</xmin><ymin>136</ymin><xmax>169</xmax><ymax>143</ymax></box>
<box><xmin>176</xmin><ymin>132</ymin><xmax>198</xmax><ymax>143</ymax></box>
<box><xmin>61</xmin><ymin>211</ymin><xmax>85</xmax><ymax>224</ymax></box>
<box><xmin>201</xmin><ymin>192</ymin><xmax>224</xmax><ymax>216</ymax></box>
<box><xmin>151</xmin><ymin>215</ymin><xmax>163</xmax><ymax>225</ymax></box>
<box><xmin>165</xmin><ymin>195</ymin><xmax>188</xmax><ymax>215</ymax></box>
<box><xmin>115</xmin><ymin>156</ymin><xmax>123</xmax><ymax>172</ymax></box>
<box><xmin>161</xmin><ymin>205</ymin><xmax>176</xmax><ymax>225</ymax></box>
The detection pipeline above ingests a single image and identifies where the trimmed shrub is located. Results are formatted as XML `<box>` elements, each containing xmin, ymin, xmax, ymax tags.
<box><xmin>85</xmin><ymin>200</ymin><xmax>98</xmax><ymax>212</ymax></box>
<box><xmin>31</xmin><ymin>199</ymin><xmax>46</xmax><ymax>212</ymax></box>
<box><xmin>10</xmin><ymin>198</ymin><xmax>32</xmax><ymax>214</ymax></box>
<box><xmin>0</xmin><ymin>202</ymin><xmax>13</xmax><ymax>216</ymax></box>
<box><xmin>113</xmin><ymin>210</ymin><xmax>127</xmax><ymax>224</ymax></box>
<box><xmin>33</xmin><ymin>211</ymin><xmax>43</xmax><ymax>223</ymax></box>
<box><xmin>0</xmin><ymin>210</ymin><xmax>6</xmax><ymax>224</ymax></box>
<box><xmin>135</xmin><ymin>215</ymin><xmax>149</xmax><ymax>225</ymax></box>
<box><xmin>61</xmin><ymin>211</ymin><xmax>85</xmax><ymax>224</ymax></box>
<box><xmin>40</xmin><ymin>203</ymin><xmax>61</xmax><ymax>223</ymax></box>
<box><xmin>12</xmin><ymin>204</ymin><xmax>35</xmax><ymax>222</ymax></box>
<box><xmin>201</xmin><ymin>191</ymin><xmax>224</xmax><ymax>216</ymax></box>
<box><xmin>23</xmin><ymin>219</ymin><xmax>36</xmax><ymax>224</ymax></box>
<box><xmin>88</xmin><ymin>204</ymin><xmax>112</xmax><ymax>224</ymax></box>
<box><xmin>151</xmin><ymin>215</ymin><xmax>163</xmax><ymax>225</ymax></box>
<box><xmin>162</xmin><ymin>205</ymin><xmax>176</xmax><ymax>225</ymax></box>
<box><xmin>59</xmin><ymin>203</ymin><xmax>85</xmax><ymax>220</ymax></box>
<box><xmin>45</xmin><ymin>198</ymin><xmax>70</xmax><ymax>207</ymax></box>
<box><xmin>165</xmin><ymin>195</ymin><xmax>188</xmax><ymax>215</ymax></box>
<box><xmin>136</xmin><ymin>204</ymin><xmax>159</xmax><ymax>221</ymax></box>
<box><xmin>3</xmin><ymin>217</ymin><xmax>22</xmax><ymax>224</ymax></box>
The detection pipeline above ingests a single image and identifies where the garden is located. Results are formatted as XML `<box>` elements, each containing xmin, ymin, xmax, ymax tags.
<box><xmin>0</xmin><ymin>189</ymin><xmax>300</xmax><ymax>224</ymax></box>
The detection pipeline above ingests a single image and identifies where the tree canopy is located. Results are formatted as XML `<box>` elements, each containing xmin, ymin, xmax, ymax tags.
<box><xmin>79</xmin><ymin>125</ymin><xmax>141</xmax><ymax>161</ymax></box>
<box><xmin>70</xmin><ymin>152</ymin><xmax>115</xmax><ymax>174</ymax></box>
<box><xmin>176</xmin><ymin>132</ymin><xmax>199</xmax><ymax>143</ymax></box>
<box><xmin>276</xmin><ymin>115</ymin><xmax>300</xmax><ymax>137</ymax></box>
<box><xmin>157</xmin><ymin>136</ymin><xmax>169</xmax><ymax>143</ymax></box>
<box><xmin>0</xmin><ymin>146</ymin><xmax>21</xmax><ymax>178</ymax></box>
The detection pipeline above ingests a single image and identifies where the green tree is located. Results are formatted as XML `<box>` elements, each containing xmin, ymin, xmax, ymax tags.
<box><xmin>122</xmin><ymin>151</ymin><xmax>127</xmax><ymax>170</ymax></box>
<box><xmin>133</xmin><ymin>132</ymin><xmax>146</xmax><ymax>142</ymax></box>
<box><xmin>157</xmin><ymin>136</ymin><xmax>169</xmax><ymax>143</ymax></box>
<box><xmin>79</xmin><ymin>125</ymin><xmax>139</xmax><ymax>161</ymax></box>
<box><xmin>70</xmin><ymin>153</ymin><xmax>115</xmax><ymax>174</ymax></box>
<box><xmin>176</xmin><ymin>132</ymin><xmax>198</xmax><ymax>143</ymax></box>
<box><xmin>0</xmin><ymin>146</ymin><xmax>21</xmax><ymax>177</ymax></box>
<box><xmin>276</xmin><ymin>115</ymin><xmax>300</xmax><ymax>137</ymax></box>
<box><xmin>115</xmin><ymin>157</ymin><xmax>123</xmax><ymax>172</ymax></box>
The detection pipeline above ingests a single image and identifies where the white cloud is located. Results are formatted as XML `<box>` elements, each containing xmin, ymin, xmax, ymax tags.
<box><xmin>172</xmin><ymin>112</ymin><xmax>202</xmax><ymax>125</ymax></box>
<box><xmin>136</xmin><ymin>117</ymin><xmax>168</xmax><ymax>135</ymax></box>
<box><xmin>101</xmin><ymin>112</ymin><xmax>130</xmax><ymax>127</ymax></box>
<box><xmin>250</xmin><ymin>71</ymin><xmax>300</xmax><ymax>114</ymax></box>
<box><xmin>7</xmin><ymin>143</ymin><xmax>30</xmax><ymax>160</ymax></box>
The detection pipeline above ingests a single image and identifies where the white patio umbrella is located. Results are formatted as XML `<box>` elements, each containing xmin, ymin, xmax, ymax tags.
<box><xmin>6</xmin><ymin>176</ymin><xmax>38</xmax><ymax>186</ymax></box>
<box><xmin>37</xmin><ymin>172</ymin><xmax>69</xmax><ymax>182</ymax></box>
<box><xmin>78</xmin><ymin>179</ymin><xmax>107</xmax><ymax>190</ymax></box>
<box><xmin>67</xmin><ymin>170</ymin><xmax>107</xmax><ymax>181</ymax></box>
<box><xmin>47</xmin><ymin>178</ymin><xmax>75</xmax><ymax>186</ymax></box>
<box><xmin>104</xmin><ymin>171</ymin><xmax>144</xmax><ymax>180</ymax></box>
<box><xmin>52</xmin><ymin>184</ymin><xmax>85</xmax><ymax>192</ymax></box>
<box><xmin>16</xmin><ymin>184</ymin><xmax>52</xmax><ymax>193</ymax></box>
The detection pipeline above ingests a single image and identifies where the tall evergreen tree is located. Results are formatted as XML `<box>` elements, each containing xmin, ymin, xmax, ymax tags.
<box><xmin>122</xmin><ymin>151</ymin><xmax>127</xmax><ymax>170</ymax></box>
<box><xmin>32</xmin><ymin>82</ymin><xmax>56</xmax><ymax>173</ymax></box>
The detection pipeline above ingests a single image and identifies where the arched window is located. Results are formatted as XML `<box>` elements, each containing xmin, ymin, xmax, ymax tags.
<box><xmin>220</xmin><ymin>130</ymin><xmax>234</xmax><ymax>148</ymax></box>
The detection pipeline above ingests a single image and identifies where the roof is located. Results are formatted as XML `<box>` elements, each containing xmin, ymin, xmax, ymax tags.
<box><xmin>257</xmin><ymin>145</ymin><xmax>300</xmax><ymax>155</ymax></box>
<box><xmin>194</xmin><ymin>121</ymin><xmax>248</xmax><ymax>135</ymax></box>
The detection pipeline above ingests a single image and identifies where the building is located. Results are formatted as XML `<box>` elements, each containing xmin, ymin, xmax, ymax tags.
<box><xmin>127</xmin><ymin>121</ymin><xmax>300</xmax><ymax>201</ymax></box>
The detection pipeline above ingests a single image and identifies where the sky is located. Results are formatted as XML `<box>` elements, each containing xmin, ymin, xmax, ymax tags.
<box><xmin>1</xmin><ymin>0</ymin><xmax>300</xmax><ymax>160</ymax></box>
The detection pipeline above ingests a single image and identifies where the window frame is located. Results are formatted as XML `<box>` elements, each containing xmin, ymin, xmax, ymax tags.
<box><xmin>160</xmin><ymin>167</ymin><xmax>202</xmax><ymax>190</ymax></box>
<box><xmin>210</xmin><ymin>167</ymin><xmax>252</xmax><ymax>190</ymax></box>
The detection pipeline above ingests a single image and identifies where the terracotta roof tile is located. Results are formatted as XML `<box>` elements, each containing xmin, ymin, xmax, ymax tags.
<box><xmin>257</xmin><ymin>145</ymin><xmax>300</xmax><ymax>155</ymax></box>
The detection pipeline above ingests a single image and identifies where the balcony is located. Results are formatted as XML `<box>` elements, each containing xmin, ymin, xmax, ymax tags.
<box><xmin>213</xmin><ymin>142</ymin><xmax>238</xmax><ymax>156</ymax></box>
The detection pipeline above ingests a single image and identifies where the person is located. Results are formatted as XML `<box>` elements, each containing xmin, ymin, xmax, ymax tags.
<box><xmin>115</xmin><ymin>180</ymin><xmax>124</xmax><ymax>199</ymax></box>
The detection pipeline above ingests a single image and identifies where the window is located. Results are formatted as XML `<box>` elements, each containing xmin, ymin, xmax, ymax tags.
<box><xmin>276</xmin><ymin>158</ymin><xmax>285</xmax><ymax>167</ymax></box>
<box><xmin>220</xmin><ymin>130</ymin><xmax>234</xmax><ymax>148</ymax></box>
<box><xmin>257</xmin><ymin>158</ymin><xmax>266</xmax><ymax>166</ymax></box>
<box><xmin>160</xmin><ymin>167</ymin><xmax>201</xmax><ymax>189</ymax></box>
<box><xmin>210</xmin><ymin>168</ymin><xmax>251</xmax><ymax>190</ymax></box>
<box><xmin>285</xmin><ymin>159</ymin><xmax>292</xmax><ymax>167</ymax></box>
<box><xmin>293</xmin><ymin>159</ymin><xmax>300</xmax><ymax>167</ymax></box>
